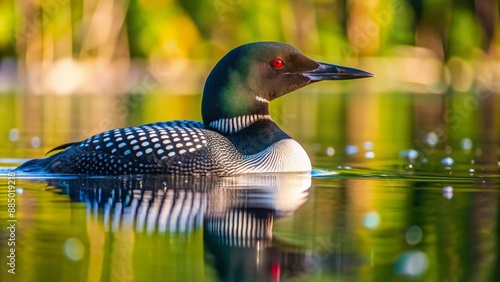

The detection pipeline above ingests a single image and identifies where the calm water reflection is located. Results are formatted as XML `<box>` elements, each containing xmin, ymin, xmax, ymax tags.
<box><xmin>0</xmin><ymin>171</ymin><xmax>498</xmax><ymax>281</ymax></box>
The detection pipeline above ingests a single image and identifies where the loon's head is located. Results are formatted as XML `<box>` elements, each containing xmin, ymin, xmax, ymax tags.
<box><xmin>202</xmin><ymin>42</ymin><xmax>373</xmax><ymax>128</ymax></box>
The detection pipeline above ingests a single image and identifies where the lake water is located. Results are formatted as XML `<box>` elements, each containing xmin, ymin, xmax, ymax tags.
<box><xmin>0</xmin><ymin>88</ymin><xmax>499</xmax><ymax>281</ymax></box>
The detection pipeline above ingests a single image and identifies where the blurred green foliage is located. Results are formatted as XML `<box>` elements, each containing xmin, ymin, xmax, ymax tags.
<box><xmin>1</xmin><ymin>0</ymin><xmax>497</xmax><ymax>60</ymax></box>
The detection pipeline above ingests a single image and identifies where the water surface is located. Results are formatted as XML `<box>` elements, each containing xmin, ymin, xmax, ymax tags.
<box><xmin>0</xmin><ymin>165</ymin><xmax>498</xmax><ymax>282</ymax></box>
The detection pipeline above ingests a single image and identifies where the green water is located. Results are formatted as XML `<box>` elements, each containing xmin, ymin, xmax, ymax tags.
<box><xmin>0</xmin><ymin>171</ymin><xmax>498</xmax><ymax>282</ymax></box>
<box><xmin>0</xmin><ymin>89</ymin><xmax>499</xmax><ymax>281</ymax></box>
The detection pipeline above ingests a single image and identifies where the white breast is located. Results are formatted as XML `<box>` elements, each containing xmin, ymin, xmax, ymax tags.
<box><xmin>236</xmin><ymin>139</ymin><xmax>312</xmax><ymax>173</ymax></box>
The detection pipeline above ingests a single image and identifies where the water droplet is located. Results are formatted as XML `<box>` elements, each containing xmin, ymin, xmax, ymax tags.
<box><xmin>405</xmin><ymin>226</ymin><xmax>422</xmax><ymax>245</ymax></box>
<box><xmin>441</xmin><ymin>157</ymin><xmax>454</xmax><ymax>166</ymax></box>
<box><xmin>9</xmin><ymin>128</ymin><xmax>19</xmax><ymax>142</ymax></box>
<box><xmin>64</xmin><ymin>238</ymin><xmax>85</xmax><ymax>261</ymax></box>
<box><xmin>345</xmin><ymin>145</ymin><xmax>358</xmax><ymax>155</ymax></box>
<box><xmin>363</xmin><ymin>141</ymin><xmax>374</xmax><ymax>151</ymax></box>
<box><xmin>363</xmin><ymin>211</ymin><xmax>380</xmax><ymax>229</ymax></box>
<box><xmin>408</xmin><ymin>149</ymin><xmax>418</xmax><ymax>159</ymax></box>
<box><xmin>443</xmin><ymin>186</ymin><xmax>453</xmax><ymax>199</ymax></box>
<box><xmin>16</xmin><ymin>188</ymin><xmax>23</xmax><ymax>194</ymax></box>
<box><xmin>365</xmin><ymin>151</ymin><xmax>375</xmax><ymax>159</ymax></box>
<box><xmin>399</xmin><ymin>149</ymin><xmax>419</xmax><ymax>160</ymax></box>
<box><xmin>326</xmin><ymin>147</ymin><xmax>335</xmax><ymax>156</ymax></box>
<box><xmin>394</xmin><ymin>251</ymin><xmax>428</xmax><ymax>276</ymax></box>
<box><xmin>460</xmin><ymin>138</ymin><xmax>473</xmax><ymax>151</ymax></box>
<box><xmin>425</xmin><ymin>132</ymin><xmax>438</xmax><ymax>146</ymax></box>
<box><xmin>31</xmin><ymin>136</ymin><xmax>41</xmax><ymax>148</ymax></box>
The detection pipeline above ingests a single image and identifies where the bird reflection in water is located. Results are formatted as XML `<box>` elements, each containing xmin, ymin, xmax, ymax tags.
<box><xmin>51</xmin><ymin>173</ymin><xmax>312</xmax><ymax>281</ymax></box>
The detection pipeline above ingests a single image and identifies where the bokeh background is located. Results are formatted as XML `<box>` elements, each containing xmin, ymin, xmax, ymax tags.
<box><xmin>0</xmin><ymin>2</ymin><xmax>499</xmax><ymax>282</ymax></box>
<box><xmin>0</xmin><ymin>0</ymin><xmax>498</xmax><ymax>168</ymax></box>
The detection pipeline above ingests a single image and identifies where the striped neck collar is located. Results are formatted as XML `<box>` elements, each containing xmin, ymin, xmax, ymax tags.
<box><xmin>209</xmin><ymin>114</ymin><xmax>272</xmax><ymax>134</ymax></box>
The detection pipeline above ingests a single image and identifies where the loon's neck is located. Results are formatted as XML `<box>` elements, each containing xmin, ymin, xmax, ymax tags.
<box><xmin>208</xmin><ymin>114</ymin><xmax>273</xmax><ymax>135</ymax></box>
<box><xmin>224</xmin><ymin>119</ymin><xmax>291</xmax><ymax>155</ymax></box>
<box><xmin>203</xmin><ymin>87</ymin><xmax>272</xmax><ymax>134</ymax></box>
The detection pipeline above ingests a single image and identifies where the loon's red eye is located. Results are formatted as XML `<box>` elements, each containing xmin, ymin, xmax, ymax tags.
<box><xmin>271</xmin><ymin>58</ymin><xmax>284</xmax><ymax>69</ymax></box>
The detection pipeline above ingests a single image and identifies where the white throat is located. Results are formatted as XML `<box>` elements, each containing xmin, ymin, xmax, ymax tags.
<box><xmin>209</xmin><ymin>114</ymin><xmax>272</xmax><ymax>134</ymax></box>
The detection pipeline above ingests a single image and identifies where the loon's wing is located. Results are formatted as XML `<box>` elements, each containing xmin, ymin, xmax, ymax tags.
<box><xmin>17</xmin><ymin>121</ymin><xmax>215</xmax><ymax>175</ymax></box>
<box><xmin>15</xmin><ymin>142</ymin><xmax>81</xmax><ymax>173</ymax></box>
<box><xmin>45</xmin><ymin>142</ymin><xmax>81</xmax><ymax>155</ymax></box>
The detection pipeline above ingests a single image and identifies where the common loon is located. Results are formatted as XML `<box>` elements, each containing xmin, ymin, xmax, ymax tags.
<box><xmin>17</xmin><ymin>42</ymin><xmax>373</xmax><ymax>175</ymax></box>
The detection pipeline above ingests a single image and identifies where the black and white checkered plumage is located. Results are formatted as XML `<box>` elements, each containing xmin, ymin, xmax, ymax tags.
<box><xmin>54</xmin><ymin>120</ymin><xmax>211</xmax><ymax>175</ymax></box>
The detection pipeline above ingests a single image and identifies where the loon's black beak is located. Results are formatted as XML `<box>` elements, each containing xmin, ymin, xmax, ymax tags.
<box><xmin>302</xmin><ymin>62</ymin><xmax>374</xmax><ymax>81</ymax></box>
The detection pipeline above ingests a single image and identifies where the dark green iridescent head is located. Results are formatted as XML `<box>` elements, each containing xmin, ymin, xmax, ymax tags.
<box><xmin>202</xmin><ymin>42</ymin><xmax>373</xmax><ymax>125</ymax></box>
